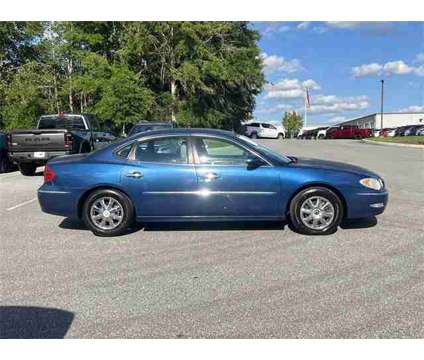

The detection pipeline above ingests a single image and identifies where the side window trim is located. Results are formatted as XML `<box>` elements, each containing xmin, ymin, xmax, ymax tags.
<box><xmin>190</xmin><ymin>135</ymin><xmax>272</xmax><ymax>167</ymax></box>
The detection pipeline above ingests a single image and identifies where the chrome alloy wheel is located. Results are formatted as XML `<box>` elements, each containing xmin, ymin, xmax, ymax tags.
<box><xmin>300</xmin><ymin>196</ymin><xmax>335</xmax><ymax>230</ymax></box>
<box><xmin>90</xmin><ymin>196</ymin><xmax>124</xmax><ymax>230</ymax></box>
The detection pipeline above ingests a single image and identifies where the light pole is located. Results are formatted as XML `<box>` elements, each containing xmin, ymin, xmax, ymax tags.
<box><xmin>380</xmin><ymin>80</ymin><xmax>384</xmax><ymax>129</ymax></box>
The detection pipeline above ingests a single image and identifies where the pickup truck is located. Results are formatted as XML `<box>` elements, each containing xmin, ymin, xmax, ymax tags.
<box><xmin>326</xmin><ymin>125</ymin><xmax>372</xmax><ymax>140</ymax></box>
<box><xmin>8</xmin><ymin>113</ymin><xmax>116</xmax><ymax>175</ymax></box>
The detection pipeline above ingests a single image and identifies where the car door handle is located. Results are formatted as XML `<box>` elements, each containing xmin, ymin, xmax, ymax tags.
<box><xmin>125</xmin><ymin>171</ymin><xmax>143</xmax><ymax>179</ymax></box>
<box><xmin>201</xmin><ymin>172</ymin><xmax>220</xmax><ymax>182</ymax></box>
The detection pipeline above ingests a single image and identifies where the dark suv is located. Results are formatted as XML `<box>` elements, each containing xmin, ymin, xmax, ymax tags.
<box><xmin>128</xmin><ymin>121</ymin><xmax>174</xmax><ymax>137</ymax></box>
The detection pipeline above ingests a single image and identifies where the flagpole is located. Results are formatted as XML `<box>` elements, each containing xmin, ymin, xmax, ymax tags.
<box><xmin>304</xmin><ymin>87</ymin><xmax>308</xmax><ymax>129</ymax></box>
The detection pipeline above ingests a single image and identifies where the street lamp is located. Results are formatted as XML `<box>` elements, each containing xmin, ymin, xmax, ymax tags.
<box><xmin>380</xmin><ymin>80</ymin><xmax>384</xmax><ymax>129</ymax></box>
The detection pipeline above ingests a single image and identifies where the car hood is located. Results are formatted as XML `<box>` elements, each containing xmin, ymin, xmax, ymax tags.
<box><xmin>290</xmin><ymin>157</ymin><xmax>379</xmax><ymax>177</ymax></box>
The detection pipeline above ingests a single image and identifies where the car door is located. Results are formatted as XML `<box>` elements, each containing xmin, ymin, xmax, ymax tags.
<box><xmin>121</xmin><ymin>136</ymin><xmax>199</xmax><ymax>219</ymax></box>
<box><xmin>191</xmin><ymin>136</ymin><xmax>282</xmax><ymax>219</ymax></box>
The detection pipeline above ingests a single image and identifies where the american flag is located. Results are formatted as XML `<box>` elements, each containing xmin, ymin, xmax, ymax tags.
<box><xmin>305</xmin><ymin>88</ymin><xmax>312</xmax><ymax>109</ymax></box>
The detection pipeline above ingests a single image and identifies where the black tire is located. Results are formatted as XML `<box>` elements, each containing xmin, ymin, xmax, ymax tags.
<box><xmin>251</xmin><ymin>132</ymin><xmax>258</xmax><ymax>139</ymax></box>
<box><xmin>82</xmin><ymin>189</ymin><xmax>135</xmax><ymax>236</ymax></box>
<box><xmin>19</xmin><ymin>163</ymin><xmax>37</xmax><ymax>176</ymax></box>
<box><xmin>289</xmin><ymin>187</ymin><xmax>344</xmax><ymax>235</ymax></box>
<box><xmin>277</xmin><ymin>133</ymin><xmax>284</xmax><ymax>139</ymax></box>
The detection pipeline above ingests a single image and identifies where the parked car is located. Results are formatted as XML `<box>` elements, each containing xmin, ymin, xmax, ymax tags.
<box><xmin>394</xmin><ymin>126</ymin><xmax>409</xmax><ymax>137</ymax></box>
<box><xmin>128</xmin><ymin>121</ymin><xmax>174</xmax><ymax>137</ymax></box>
<box><xmin>415</xmin><ymin>126</ymin><xmax>424</xmax><ymax>136</ymax></box>
<box><xmin>404</xmin><ymin>125</ymin><xmax>422</xmax><ymax>136</ymax></box>
<box><xmin>244</xmin><ymin>122</ymin><xmax>285</xmax><ymax>139</ymax></box>
<box><xmin>8</xmin><ymin>113</ymin><xmax>116</xmax><ymax>176</ymax></box>
<box><xmin>297</xmin><ymin>128</ymin><xmax>315</xmax><ymax>139</ymax></box>
<box><xmin>372</xmin><ymin>129</ymin><xmax>381</xmax><ymax>137</ymax></box>
<box><xmin>38</xmin><ymin>128</ymin><xmax>388</xmax><ymax>237</ymax></box>
<box><xmin>379</xmin><ymin>128</ymin><xmax>396</xmax><ymax>137</ymax></box>
<box><xmin>0</xmin><ymin>132</ymin><xmax>17</xmax><ymax>173</ymax></box>
<box><xmin>327</xmin><ymin>125</ymin><xmax>372</xmax><ymax>139</ymax></box>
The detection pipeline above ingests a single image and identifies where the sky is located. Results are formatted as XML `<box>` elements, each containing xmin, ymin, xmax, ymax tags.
<box><xmin>251</xmin><ymin>21</ymin><xmax>424</xmax><ymax>126</ymax></box>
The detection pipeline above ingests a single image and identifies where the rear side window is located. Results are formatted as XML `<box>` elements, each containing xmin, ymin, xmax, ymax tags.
<box><xmin>249</xmin><ymin>123</ymin><xmax>259</xmax><ymax>127</ymax></box>
<box><xmin>134</xmin><ymin>137</ymin><xmax>188</xmax><ymax>164</ymax></box>
<box><xmin>38</xmin><ymin>116</ymin><xmax>86</xmax><ymax>130</ymax></box>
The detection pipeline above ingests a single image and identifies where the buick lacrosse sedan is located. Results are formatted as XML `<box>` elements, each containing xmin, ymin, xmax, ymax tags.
<box><xmin>38</xmin><ymin>128</ymin><xmax>388</xmax><ymax>236</ymax></box>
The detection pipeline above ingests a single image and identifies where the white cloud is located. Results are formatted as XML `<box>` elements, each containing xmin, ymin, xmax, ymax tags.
<box><xmin>261</xmin><ymin>53</ymin><xmax>303</xmax><ymax>74</ymax></box>
<box><xmin>397</xmin><ymin>105</ymin><xmax>424</xmax><ymax>112</ymax></box>
<box><xmin>352</xmin><ymin>60</ymin><xmax>424</xmax><ymax>77</ymax></box>
<box><xmin>383</xmin><ymin>60</ymin><xmax>414</xmax><ymax>75</ymax></box>
<box><xmin>264</xmin><ymin>78</ymin><xmax>320</xmax><ymax>99</ymax></box>
<box><xmin>325</xmin><ymin>22</ymin><xmax>393</xmax><ymax>34</ymax></box>
<box><xmin>256</xmin><ymin>104</ymin><xmax>294</xmax><ymax>114</ymax></box>
<box><xmin>297</xmin><ymin>22</ymin><xmax>310</xmax><ymax>30</ymax></box>
<box><xmin>352</xmin><ymin>63</ymin><xmax>383</xmax><ymax>77</ymax></box>
<box><xmin>328</xmin><ymin>116</ymin><xmax>347</xmax><ymax>124</ymax></box>
<box><xmin>308</xmin><ymin>95</ymin><xmax>369</xmax><ymax>114</ymax></box>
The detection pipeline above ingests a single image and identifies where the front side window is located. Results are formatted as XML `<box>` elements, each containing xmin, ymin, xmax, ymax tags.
<box><xmin>193</xmin><ymin>137</ymin><xmax>251</xmax><ymax>166</ymax></box>
<box><xmin>134</xmin><ymin>137</ymin><xmax>188</xmax><ymax>164</ymax></box>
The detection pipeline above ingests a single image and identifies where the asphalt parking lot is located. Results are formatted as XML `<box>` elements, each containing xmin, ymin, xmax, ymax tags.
<box><xmin>0</xmin><ymin>139</ymin><xmax>423</xmax><ymax>338</ymax></box>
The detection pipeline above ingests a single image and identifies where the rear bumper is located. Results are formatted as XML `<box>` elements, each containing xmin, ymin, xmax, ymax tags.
<box><xmin>38</xmin><ymin>184</ymin><xmax>81</xmax><ymax>219</ymax></box>
<box><xmin>345</xmin><ymin>190</ymin><xmax>389</xmax><ymax>219</ymax></box>
<box><xmin>10</xmin><ymin>151</ymin><xmax>71</xmax><ymax>165</ymax></box>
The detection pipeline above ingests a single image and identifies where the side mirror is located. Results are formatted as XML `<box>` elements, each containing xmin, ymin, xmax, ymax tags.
<box><xmin>246</xmin><ymin>156</ymin><xmax>264</xmax><ymax>170</ymax></box>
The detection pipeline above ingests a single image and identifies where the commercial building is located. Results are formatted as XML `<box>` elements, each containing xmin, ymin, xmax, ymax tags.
<box><xmin>337</xmin><ymin>112</ymin><xmax>424</xmax><ymax>129</ymax></box>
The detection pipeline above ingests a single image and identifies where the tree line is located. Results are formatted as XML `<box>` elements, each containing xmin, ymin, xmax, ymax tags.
<box><xmin>0</xmin><ymin>22</ymin><xmax>265</xmax><ymax>132</ymax></box>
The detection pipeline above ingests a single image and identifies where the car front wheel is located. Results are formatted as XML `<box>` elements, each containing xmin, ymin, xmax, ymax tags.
<box><xmin>289</xmin><ymin>187</ymin><xmax>343</xmax><ymax>235</ymax></box>
<box><xmin>83</xmin><ymin>189</ymin><xmax>135</xmax><ymax>236</ymax></box>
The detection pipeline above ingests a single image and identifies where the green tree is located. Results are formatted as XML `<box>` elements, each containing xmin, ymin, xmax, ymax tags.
<box><xmin>1</xmin><ymin>21</ymin><xmax>265</xmax><ymax>131</ymax></box>
<box><xmin>283</xmin><ymin>111</ymin><xmax>304</xmax><ymax>138</ymax></box>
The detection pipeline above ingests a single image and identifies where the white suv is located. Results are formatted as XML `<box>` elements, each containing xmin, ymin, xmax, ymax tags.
<box><xmin>244</xmin><ymin>122</ymin><xmax>286</xmax><ymax>139</ymax></box>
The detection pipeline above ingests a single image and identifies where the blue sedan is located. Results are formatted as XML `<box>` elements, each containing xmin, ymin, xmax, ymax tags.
<box><xmin>38</xmin><ymin>128</ymin><xmax>388</xmax><ymax>236</ymax></box>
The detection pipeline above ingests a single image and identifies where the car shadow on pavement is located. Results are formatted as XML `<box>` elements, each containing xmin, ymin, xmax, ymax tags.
<box><xmin>59</xmin><ymin>217</ymin><xmax>377</xmax><ymax>234</ymax></box>
<box><xmin>0</xmin><ymin>306</ymin><xmax>74</xmax><ymax>339</ymax></box>
<box><xmin>59</xmin><ymin>217</ymin><xmax>286</xmax><ymax>232</ymax></box>
<box><xmin>340</xmin><ymin>216</ymin><xmax>377</xmax><ymax>229</ymax></box>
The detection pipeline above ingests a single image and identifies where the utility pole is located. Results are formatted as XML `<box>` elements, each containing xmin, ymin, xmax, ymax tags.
<box><xmin>380</xmin><ymin>80</ymin><xmax>384</xmax><ymax>129</ymax></box>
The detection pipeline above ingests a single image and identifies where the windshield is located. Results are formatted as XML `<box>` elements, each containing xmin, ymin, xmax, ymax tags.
<box><xmin>38</xmin><ymin>116</ymin><xmax>87</xmax><ymax>131</ymax></box>
<box><xmin>129</xmin><ymin>124</ymin><xmax>173</xmax><ymax>136</ymax></box>
<box><xmin>237</xmin><ymin>135</ymin><xmax>291</xmax><ymax>164</ymax></box>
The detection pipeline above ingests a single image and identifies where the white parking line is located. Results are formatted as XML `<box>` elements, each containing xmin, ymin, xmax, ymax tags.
<box><xmin>6</xmin><ymin>198</ymin><xmax>37</xmax><ymax>211</ymax></box>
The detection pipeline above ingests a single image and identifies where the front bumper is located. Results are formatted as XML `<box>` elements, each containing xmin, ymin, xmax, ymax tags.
<box><xmin>345</xmin><ymin>190</ymin><xmax>389</xmax><ymax>219</ymax></box>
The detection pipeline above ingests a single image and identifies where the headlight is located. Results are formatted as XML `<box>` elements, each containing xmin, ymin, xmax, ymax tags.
<box><xmin>359</xmin><ymin>178</ymin><xmax>383</xmax><ymax>191</ymax></box>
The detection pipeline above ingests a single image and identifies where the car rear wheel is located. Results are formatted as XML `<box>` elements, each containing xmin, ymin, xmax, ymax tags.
<box><xmin>83</xmin><ymin>189</ymin><xmax>134</xmax><ymax>236</ymax></box>
<box><xmin>19</xmin><ymin>163</ymin><xmax>37</xmax><ymax>176</ymax></box>
<box><xmin>251</xmin><ymin>132</ymin><xmax>258</xmax><ymax>139</ymax></box>
<box><xmin>289</xmin><ymin>187</ymin><xmax>343</xmax><ymax>235</ymax></box>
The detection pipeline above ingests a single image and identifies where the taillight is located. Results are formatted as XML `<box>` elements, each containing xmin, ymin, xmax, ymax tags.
<box><xmin>44</xmin><ymin>164</ymin><xmax>56</xmax><ymax>183</ymax></box>
<box><xmin>64</xmin><ymin>133</ymin><xmax>73</xmax><ymax>147</ymax></box>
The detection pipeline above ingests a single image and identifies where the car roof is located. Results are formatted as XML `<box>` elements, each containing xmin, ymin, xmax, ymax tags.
<box><xmin>126</xmin><ymin>127</ymin><xmax>237</xmax><ymax>140</ymax></box>
<box><xmin>133</xmin><ymin>121</ymin><xmax>173</xmax><ymax>125</ymax></box>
